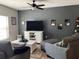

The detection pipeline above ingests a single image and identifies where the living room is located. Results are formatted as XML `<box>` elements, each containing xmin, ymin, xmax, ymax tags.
<box><xmin>0</xmin><ymin>0</ymin><xmax>79</xmax><ymax>59</ymax></box>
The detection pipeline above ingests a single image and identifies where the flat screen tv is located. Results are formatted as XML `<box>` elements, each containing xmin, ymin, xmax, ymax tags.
<box><xmin>27</xmin><ymin>21</ymin><xmax>43</xmax><ymax>31</ymax></box>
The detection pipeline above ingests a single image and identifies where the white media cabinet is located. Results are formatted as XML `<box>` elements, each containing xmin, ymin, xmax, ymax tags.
<box><xmin>24</xmin><ymin>31</ymin><xmax>43</xmax><ymax>43</ymax></box>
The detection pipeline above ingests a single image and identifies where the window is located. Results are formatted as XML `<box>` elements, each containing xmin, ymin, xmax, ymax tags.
<box><xmin>0</xmin><ymin>15</ymin><xmax>9</xmax><ymax>40</ymax></box>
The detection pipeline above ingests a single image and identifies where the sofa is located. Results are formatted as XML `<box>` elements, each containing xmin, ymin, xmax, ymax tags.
<box><xmin>0</xmin><ymin>40</ymin><xmax>30</xmax><ymax>59</ymax></box>
<box><xmin>64</xmin><ymin>33</ymin><xmax>79</xmax><ymax>59</ymax></box>
<box><xmin>42</xmin><ymin>33</ymin><xmax>79</xmax><ymax>59</ymax></box>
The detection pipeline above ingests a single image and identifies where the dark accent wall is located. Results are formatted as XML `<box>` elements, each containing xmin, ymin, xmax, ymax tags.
<box><xmin>18</xmin><ymin>5</ymin><xmax>79</xmax><ymax>40</ymax></box>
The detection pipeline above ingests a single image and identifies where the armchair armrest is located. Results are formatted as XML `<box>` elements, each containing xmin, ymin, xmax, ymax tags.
<box><xmin>0</xmin><ymin>51</ymin><xmax>6</xmax><ymax>59</ymax></box>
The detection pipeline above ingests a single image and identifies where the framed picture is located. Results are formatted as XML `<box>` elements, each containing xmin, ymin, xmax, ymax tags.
<box><xmin>11</xmin><ymin>17</ymin><xmax>16</xmax><ymax>25</ymax></box>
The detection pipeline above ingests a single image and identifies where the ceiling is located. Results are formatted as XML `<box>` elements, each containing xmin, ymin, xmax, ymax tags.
<box><xmin>0</xmin><ymin>0</ymin><xmax>79</xmax><ymax>10</ymax></box>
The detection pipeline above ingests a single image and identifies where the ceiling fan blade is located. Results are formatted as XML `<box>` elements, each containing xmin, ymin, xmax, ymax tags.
<box><xmin>27</xmin><ymin>3</ymin><xmax>32</xmax><ymax>6</ymax></box>
<box><xmin>36</xmin><ymin>7</ymin><xmax>44</xmax><ymax>10</ymax></box>
<box><xmin>38</xmin><ymin>4</ymin><xmax>45</xmax><ymax>6</ymax></box>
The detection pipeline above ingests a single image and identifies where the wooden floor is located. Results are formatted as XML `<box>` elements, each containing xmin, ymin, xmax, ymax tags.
<box><xmin>30</xmin><ymin>48</ymin><xmax>51</xmax><ymax>59</ymax></box>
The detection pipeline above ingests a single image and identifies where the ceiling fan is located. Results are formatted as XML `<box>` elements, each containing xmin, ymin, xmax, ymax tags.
<box><xmin>27</xmin><ymin>0</ymin><xmax>45</xmax><ymax>10</ymax></box>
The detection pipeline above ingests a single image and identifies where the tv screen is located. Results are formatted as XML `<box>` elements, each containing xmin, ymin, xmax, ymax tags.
<box><xmin>27</xmin><ymin>21</ymin><xmax>43</xmax><ymax>31</ymax></box>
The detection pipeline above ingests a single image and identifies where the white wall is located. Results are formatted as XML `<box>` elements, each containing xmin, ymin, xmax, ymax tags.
<box><xmin>0</xmin><ymin>5</ymin><xmax>18</xmax><ymax>41</ymax></box>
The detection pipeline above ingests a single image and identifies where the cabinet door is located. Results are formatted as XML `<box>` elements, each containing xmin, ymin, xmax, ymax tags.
<box><xmin>35</xmin><ymin>32</ymin><xmax>43</xmax><ymax>43</ymax></box>
<box><xmin>24</xmin><ymin>31</ymin><xmax>30</xmax><ymax>40</ymax></box>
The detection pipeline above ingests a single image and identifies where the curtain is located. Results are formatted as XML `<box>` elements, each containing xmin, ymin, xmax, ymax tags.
<box><xmin>0</xmin><ymin>15</ymin><xmax>9</xmax><ymax>40</ymax></box>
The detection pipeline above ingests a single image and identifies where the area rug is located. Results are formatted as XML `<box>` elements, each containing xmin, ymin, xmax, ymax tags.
<box><xmin>30</xmin><ymin>48</ymin><xmax>51</xmax><ymax>59</ymax></box>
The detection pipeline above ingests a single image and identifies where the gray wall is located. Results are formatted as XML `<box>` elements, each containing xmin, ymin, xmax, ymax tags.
<box><xmin>0</xmin><ymin>5</ymin><xmax>18</xmax><ymax>41</ymax></box>
<box><xmin>18</xmin><ymin>5</ymin><xmax>79</xmax><ymax>40</ymax></box>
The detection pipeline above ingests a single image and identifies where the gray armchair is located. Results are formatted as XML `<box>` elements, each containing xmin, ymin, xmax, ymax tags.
<box><xmin>41</xmin><ymin>39</ymin><xmax>60</xmax><ymax>51</ymax></box>
<box><xmin>0</xmin><ymin>40</ymin><xmax>30</xmax><ymax>59</ymax></box>
<box><xmin>44</xmin><ymin>42</ymin><xmax>68</xmax><ymax>59</ymax></box>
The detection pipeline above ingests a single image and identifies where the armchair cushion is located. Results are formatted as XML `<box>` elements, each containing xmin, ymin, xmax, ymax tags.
<box><xmin>14</xmin><ymin>46</ymin><xmax>30</xmax><ymax>55</ymax></box>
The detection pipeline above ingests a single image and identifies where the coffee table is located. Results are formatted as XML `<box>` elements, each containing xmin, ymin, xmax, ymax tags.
<box><xmin>11</xmin><ymin>40</ymin><xmax>38</xmax><ymax>53</ymax></box>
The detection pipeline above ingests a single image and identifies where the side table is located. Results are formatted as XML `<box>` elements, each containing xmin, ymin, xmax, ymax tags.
<box><xmin>26</xmin><ymin>40</ymin><xmax>38</xmax><ymax>53</ymax></box>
